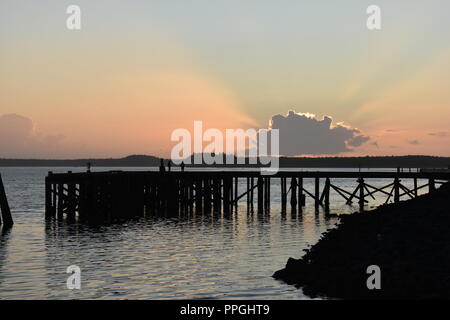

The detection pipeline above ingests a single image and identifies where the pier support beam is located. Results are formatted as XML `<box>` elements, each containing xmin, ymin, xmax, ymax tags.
<box><xmin>314</xmin><ymin>177</ymin><xmax>320</xmax><ymax>210</ymax></box>
<box><xmin>358</xmin><ymin>178</ymin><xmax>365</xmax><ymax>211</ymax></box>
<box><xmin>290</xmin><ymin>177</ymin><xmax>297</xmax><ymax>213</ymax></box>
<box><xmin>246</xmin><ymin>177</ymin><xmax>250</xmax><ymax>212</ymax></box>
<box><xmin>195</xmin><ymin>179</ymin><xmax>202</xmax><ymax>213</ymax></box>
<box><xmin>257</xmin><ymin>177</ymin><xmax>264</xmax><ymax>213</ymax></box>
<box><xmin>234</xmin><ymin>177</ymin><xmax>238</xmax><ymax>212</ymax></box>
<box><xmin>266</xmin><ymin>177</ymin><xmax>271</xmax><ymax>212</ymax></box>
<box><xmin>45</xmin><ymin>173</ymin><xmax>54</xmax><ymax>220</ymax></box>
<box><xmin>204</xmin><ymin>178</ymin><xmax>212</xmax><ymax>214</ymax></box>
<box><xmin>394</xmin><ymin>177</ymin><xmax>400</xmax><ymax>203</ymax></box>
<box><xmin>281</xmin><ymin>177</ymin><xmax>287</xmax><ymax>213</ymax></box>
<box><xmin>297</xmin><ymin>177</ymin><xmax>304</xmax><ymax>213</ymax></box>
<box><xmin>413</xmin><ymin>178</ymin><xmax>418</xmax><ymax>197</ymax></box>
<box><xmin>429</xmin><ymin>178</ymin><xmax>436</xmax><ymax>193</ymax></box>
<box><xmin>57</xmin><ymin>183</ymin><xmax>64</xmax><ymax>219</ymax></box>
<box><xmin>324</xmin><ymin>177</ymin><xmax>331</xmax><ymax>213</ymax></box>
<box><xmin>67</xmin><ymin>172</ymin><xmax>76</xmax><ymax>220</ymax></box>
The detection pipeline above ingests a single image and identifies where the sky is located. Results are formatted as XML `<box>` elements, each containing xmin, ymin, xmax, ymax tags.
<box><xmin>1</xmin><ymin>0</ymin><xmax>450</xmax><ymax>158</ymax></box>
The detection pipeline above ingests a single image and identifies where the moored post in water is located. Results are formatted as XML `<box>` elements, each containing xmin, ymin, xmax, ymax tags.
<box><xmin>0</xmin><ymin>173</ymin><xmax>13</xmax><ymax>228</ymax></box>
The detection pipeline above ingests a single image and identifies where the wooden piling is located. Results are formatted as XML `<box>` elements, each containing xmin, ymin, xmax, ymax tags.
<box><xmin>195</xmin><ymin>178</ymin><xmax>202</xmax><ymax>213</ymax></box>
<box><xmin>45</xmin><ymin>173</ymin><xmax>53</xmax><ymax>219</ymax></box>
<box><xmin>414</xmin><ymin>178</ymin><xmax>418</xmax><ymax>197</ymax></box>
<box><xmin>314</xmin><ymin>177</ymin><xmax>320</xmax><ymax>210</ymax></box>
<box><xmin>290</xmin><ymin>177</ymin><xmax>297</xmax><ymax>212</ymax></box>
<box><xmin>298</xmin><ymin>176</ymin><xmax>303</xmax><ymax>213</ymax></box>
<box><xmin>250</xmin><ymin>177</ymin><xmax>254</xmax><ymax>212</ymax></box>
<box><xmin>429</xmin><ymin>178</ymin><xmax>436</xmax><ymax>193</ymax></box>
<box><xmin>257</xmin><ymin>176</ymin><xmax>264</xmax><ymax>213</ymax></box>
<box><xmin>246</xmin><ymin>177</ymin><xmax>250</xmax><ymax>212</ymax></box>
<box><xmin>57</xmin><ymin>183</ymin><xmax>64</xmax><ymax>219</ymax></box>
<box><xmin>358</xmin><ymin>177</ymin><xmax>364</xmax><ymax>211</ymax></box>
<box><xmin>204</xmin><ymin>178</ymin><xmax>212</xmax><ymax>214</ymax></box>
<box><xmin>67</xmin><ymin>172</ymin><xmax>76</xmax><ymax>220</ymax></box>
<box><xmin>213</xmin><ymin>178</ymin><xmax>220</xmax><ymax>213</ymax></box>
<box><xmin>265</xmin><ymin>177</ymin><xmax>271</xmax><ymax>212</ymax></box>
<box><xmin>324</xmin><ymin>177</ymin><xmax>331</xmax><ymax>212</ymax></box>
<box><xmin>281</xmin><ymin>177</ymin><xmax>287</xmax><ymax>213</ymax></box>
<box><xmin>0</xmin><ymin>173</ymin><xmax>13</xmax><ymax>227</ymax></box>
<box><xmin>234</xmin><ymin>177</ymin><xmax>238</xmax><ymax>211</ymax></box>
<box><xmin>394</xmin><ymin>177</ymin><xmax>400</xmax><ymax>203</ymax></box>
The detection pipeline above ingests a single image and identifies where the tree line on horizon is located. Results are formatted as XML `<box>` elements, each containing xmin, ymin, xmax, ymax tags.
<box><xmin>0</xmin><ymin>154</ymin><xmax>449</xmax><ymax>168</ymax></box>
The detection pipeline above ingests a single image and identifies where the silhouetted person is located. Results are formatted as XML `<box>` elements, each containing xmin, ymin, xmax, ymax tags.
<box><xmin>159</xmin><ymin>159</ymin><xmax>165</xmax><ymax>172</ymax></box>
<box><xmin>168</xmin><ymin>160</ymin><xmax>172</xmax><ymax>172</ymax></box>
<box><xmin>86</xmin><ymin>162</ymin><xmax>91</xmax><ymax>173</ymax></box>
<box><xmin>180</xmin><ymin>161</ymin><xmax>185</xmax><ymax>172</ymax></box>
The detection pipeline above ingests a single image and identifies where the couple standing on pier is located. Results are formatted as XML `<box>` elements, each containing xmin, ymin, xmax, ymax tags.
<box><xmin>159</xmin><ymin>159</ymin><xmax>185</xmax><ymax>172</ymax></box>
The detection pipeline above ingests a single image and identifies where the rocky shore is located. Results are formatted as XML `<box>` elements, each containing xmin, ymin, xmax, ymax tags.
<box><xmin>273</xmin><ymin>183</ymin><xmax>450</xmax><ymax>299</ymax></box>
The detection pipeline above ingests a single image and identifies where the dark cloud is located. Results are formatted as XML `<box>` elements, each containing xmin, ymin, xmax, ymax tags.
<box><xmin>407</xmin><ymin>139</ymin><xmax>420</xmax><ymax>145</ymax></box>
<box><xmin>0</xmin><ymin>114</ymin><xmax>65</xmax><ymax>158</ymax></box>
<box><xmin>261</xmin><ymin>110</ymin><xmax>370</xmax><ymax>156</ymax></box>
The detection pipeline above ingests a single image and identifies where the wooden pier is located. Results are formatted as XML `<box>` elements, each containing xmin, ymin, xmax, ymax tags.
<box><xmin>44</xmin><ymin>170</ymin><xmax>450</xmax><ymax>221</ymax></box>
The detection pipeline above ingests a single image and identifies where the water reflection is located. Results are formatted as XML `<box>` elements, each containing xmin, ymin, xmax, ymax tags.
<box><xmin>35</xmin><ymin>206</ymin><xmax>339</xmax><ymax>299</ymax></box>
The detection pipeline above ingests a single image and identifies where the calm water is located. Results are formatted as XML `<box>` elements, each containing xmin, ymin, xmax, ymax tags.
<box><xmin>0</xmin><ymin>167</ymin><xmax>426</xmax><ymax>299</ymax></box>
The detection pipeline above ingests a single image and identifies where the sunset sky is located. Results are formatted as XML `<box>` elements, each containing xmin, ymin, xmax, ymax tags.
<box><xmin>1</xmin><ymin>0</ymin><xmax>450</xmax><ymax>158</ymax></box>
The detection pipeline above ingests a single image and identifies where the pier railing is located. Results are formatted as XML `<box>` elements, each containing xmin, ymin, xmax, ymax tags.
<box><xmin>44</xmin><ymin>170</ymin><xmax>450</xmax><ymax>221</ymax></box>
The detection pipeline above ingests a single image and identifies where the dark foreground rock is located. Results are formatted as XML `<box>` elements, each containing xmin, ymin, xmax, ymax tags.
<box><xmin>273</xmin><ymin>183</ymin><xmax>450</xmax><ymax>299</ymax></box>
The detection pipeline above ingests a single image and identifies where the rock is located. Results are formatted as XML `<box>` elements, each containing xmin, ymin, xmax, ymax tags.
<box><xmin>273</xmin><ymin>183</ymin><xmax>450</xmax><ymax>299</ymax></box>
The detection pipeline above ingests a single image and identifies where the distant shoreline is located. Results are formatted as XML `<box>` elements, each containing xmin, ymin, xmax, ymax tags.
<box><xmin>1</xmin><ymin>155</ymin><xmax>450</xmax><ymax>168</ymax></box>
